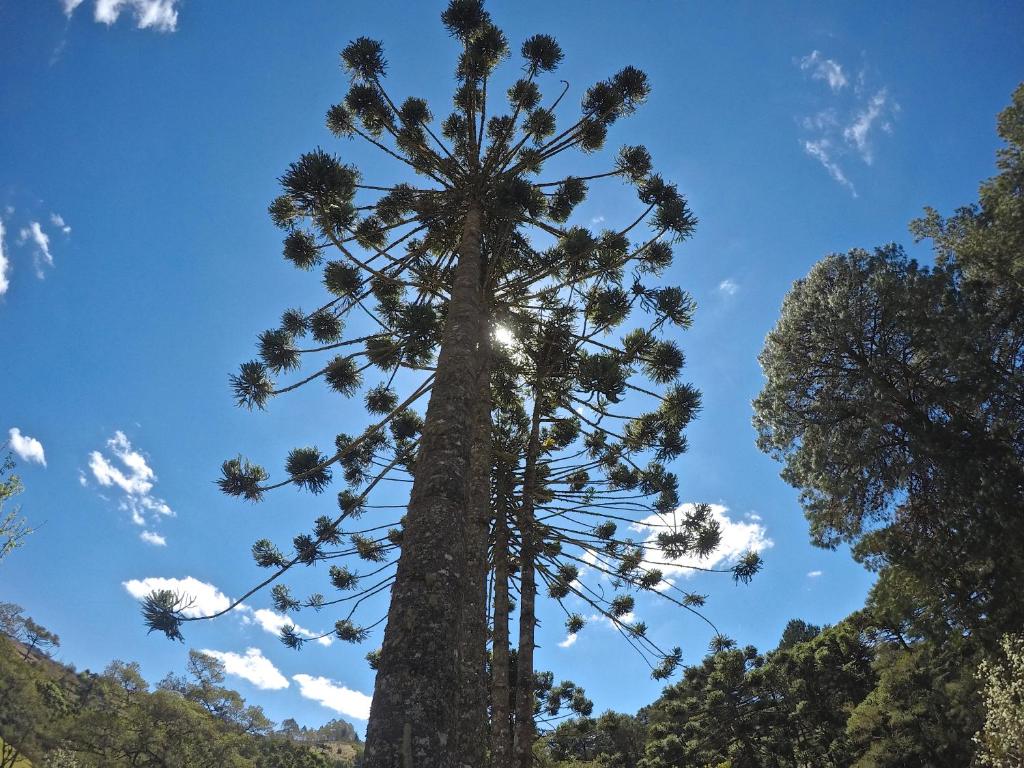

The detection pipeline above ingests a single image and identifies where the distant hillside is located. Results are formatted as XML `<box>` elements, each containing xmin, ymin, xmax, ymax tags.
<box><xmin>0</xmin><ymin>603</ymin><xmax>361</xmax><ymax>768</ymax></box>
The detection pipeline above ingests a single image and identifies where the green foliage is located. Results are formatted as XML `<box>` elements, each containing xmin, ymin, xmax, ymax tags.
<box><xmin>754</xmin><ymin>88</ymin><xmax>1024</xmax><ymax>642</ymax></box>
<box><xmin>0</xmin><ymin>630</ymin><xmax>358</xmax><ymax>768</ymax></box>
<box><xmin>975</xmin><ymin>633</ymin><xmax>1024</xmax><ymax>767</ymax></box>
<box><xmin>539</xmin><ymin>615</ymin><xmax>982</xmax><ymax>768</ymax></box>
<box><xmin>0</xmin><ymin>451</ymin><xmax>32</xmax><ymax>563</ymax></box>
<box><xmin>842</xmin><ymin>630</ymin><xmax>980</xmax><ymax>767</ymax></box>
<box><xmin>0</xmin><ymin>604</ymin><xmax>60</xmax><ymax>662</ymax></box>
<box><xmin>217</xmin><ymin>456</ymin><xmax>269</xmax><ymax>501</ymax></box>
<box><xmin>542</xmin><ymin>711</ymin><xmax>646</xmax><ymax>768</ymax></box>
<box><xmin>230</xmin><ymin>360</ymin><xmax>274</xmax><ymax>410</ymax></box>
<box><xmin>910</xmin><ymin>83</ymin><xmax>1024</xmax><ymax>291</ymax></box>
<box><xmin>285</xmin><ymin>447</ymin><xmax>333</xmax><ymax>494</ymax></box>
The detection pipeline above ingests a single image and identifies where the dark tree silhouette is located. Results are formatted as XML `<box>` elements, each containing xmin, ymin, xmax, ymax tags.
<box><xmin>142</xmin><ymin>3</ymin><xmax>721</xmax><ymax>764</ymax></box>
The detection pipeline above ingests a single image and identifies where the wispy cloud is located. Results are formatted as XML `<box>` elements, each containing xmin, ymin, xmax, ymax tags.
<box><xmin>140</xmin><ymin>530</ymin><xmax>166</xmax><ymax>546</ymax></box>
<box><xmin>89</xmin><ymin>431</ymin><xmax>155</xmax><ymax>495</ymax></box>
<box><xmin>718</xmin><ymin>278</ymin><xmax>739</xmax><ymax>296</ymax></box>
<box><xmin>0</xmin><ymin>220</ymin><xmax>10</xmax><ymax>296</ymax></box>
<box><xmin>18</xmin><ymin>221</ymin><xmax>54</xmax><ymax>278</ymax></box>
<box><xmin>799</xmin><ymin>50</ymin><xmax>848</xmax><ymax>92</ymax></box>
<box><xmin>796</xmin><ymin>53</ymin><xmax>898</xmax><ymax>195</ymax></box>
<box><xmin>292</xmin><ymin>674</ymin><xmax>372</xmax><ymax>721</ymax></box>
<box><xmin>123</xmin><ymin>576</ymin><xmax>231</xmax><ymax>617</ymax></box>
<box><xmin>87</xmin><ymin>431</ymin><xmax>174</xmax><ymax>530</ymax></box>
<box><xmin>49</xmin><ymin>213</ymin><xmax>71</xmax><ymax>235</ymax></box>
<box><xmin>63</xmin><ymin>0</ymin><xmax>181</xmax><ymax>31</ymax></box>
<box><xmin>558</xmin><ymin>633</ymin><xmax>578</xmax><ymax>649</ymax></box>
<box><xmin>8</xmin><ymin>428</ymin><xmax>46</xmax><ymax>467</ymax></box>
<box><xmin>843</xmin><ymin>89</ymin><xmax>892</xmax><ymax>165</ymax></box>
<box><xmin>807</xmin><ymin>570</ymin><xmax>823</xmax><ymax>578</ymax></box>
<box><xmin>201</xmin><ymin>648</ymin><xmax>289</xmax><ymax>691</ymax></box>
<box><xmin>803</xmin><ymin>139</ymin><xmax>857</xmax><ymax>196</ymax></box>
<box><xmin>589</xmin><ymin>610</ymin><xmax>636</xmax><ymax>629</ymax></box>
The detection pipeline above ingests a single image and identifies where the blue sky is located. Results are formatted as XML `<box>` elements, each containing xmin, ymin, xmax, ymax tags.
<box><xmin>2</xmin><ymin>0</ymin><xmax>1022</xmax><ymax>735</ymax></box>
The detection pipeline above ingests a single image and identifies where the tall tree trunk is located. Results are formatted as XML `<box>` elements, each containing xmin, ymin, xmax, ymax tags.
<box><xmin>363</xmin><ymin>203</ymin><xmax>484</xmax><ymax>768</ymax></box>
<box><xmin>490</xmin><ymin>471</ymin><xmax>514</xmax><ymax>768</ymax></box>
<box><xmin>454</xmin><ymin>313</ymin><xmax>493</xmax><ymax>768</ymax></box>
<box><xmin>513</xmin><ymin>399</ymin><xmax>543</xmax><ymax>768</ymax></box>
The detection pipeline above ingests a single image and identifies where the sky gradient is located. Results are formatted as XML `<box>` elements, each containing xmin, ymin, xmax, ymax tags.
<box><xmin>2</xmin><ymin>0</ymin><xmax>1023</xmax><ymax>734</ymax></box>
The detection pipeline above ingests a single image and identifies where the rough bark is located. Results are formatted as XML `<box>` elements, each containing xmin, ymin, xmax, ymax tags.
<box><xmin>490</xmin><ymin>471</ymin><xmax>514</xmax><ymax>768</ymax></box>
<box><xmin>362</xmin><ymin>203</ymin><xmax>483</xmax><ymax>768</ymax></box>
<box><xmin>454</xmin><ymin>311</ymin><xmax>493</xmax><ymax>768</ymax></box>
<box><xmin>513</xmin><ymin>401</ymin><xmax>544</xmax><ymax>768</ymax></box>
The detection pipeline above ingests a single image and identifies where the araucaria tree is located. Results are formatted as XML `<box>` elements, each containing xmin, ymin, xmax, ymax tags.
<box><xmin>486</xmin><ymin>291</ymin><xmax>760</xmax><ymax>767</ymax></box>
<box><xmin>142</xmin><ymin>3</ymin><xmax>716</xmax><ymax>766</ymax></box>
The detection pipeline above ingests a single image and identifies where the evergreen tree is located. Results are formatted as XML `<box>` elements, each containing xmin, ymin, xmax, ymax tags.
<box><xmin>974</xmin><ymin>633</ymin><xmax>1024</xmax><ymax>768</ymax></box>
<box><xmin>542</xmin><ymin>710</ymin><xmax>646</xmax><ymax>768</ymax></box>
<box><xmin>639</xmin><ymin>621</ymin><xmax>877</xmax><ymax>768</ymax></box>
<box><xmin>753</xmin><ymin>88</ymin><xmax>1024</xmax><ymax>643</ymax></box>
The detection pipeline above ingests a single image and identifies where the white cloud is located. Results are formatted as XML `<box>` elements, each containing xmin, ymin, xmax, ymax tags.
<box><xmin>586</xmin><ymin>611</ymin><xmax>637</xmax><ymax>631</ymax></box>
<box><xmin>799</xmin><ymin>50</ymin><xmax>848</xmax><ymax>92</ymax></box>
<box><xmin>651</xmin><ymin>577</ymin><xmax>674</xmax><ymax>593</ymax></box>
<box><xmin>801</xmin><ymin>109</ymin><xmax>838</xmax><ymax>132</ymax></box>
<box><xmin>8</xmin><ymin>428</ymin><xmax>46</xmax><ymax>467</ymax></box>
<box><xmin>796</xmin><ymin>57</ymin><xmax>897</xmax><ymax>195</ymax></box>
<box><xmin>140</xmin><ymin>530</ymin><xmax>166</xmax><ymax>546</ymax></box>
<box><xmin>50</xmin><ymin>213</ymin><xmax>71</xmax><ymax>235</ymax></box>
<box><xmin>718</xmin><ymin>278</ymin><xmax>739</xmax><ymax>296</ymax></box>
<box><xmin>61</xmin><ymin>0</ymin><xmax>86</xmax><ymax>15</ymax></box>
<box><xmin>18</xmin><ymin>221</ymin><xmax>53</xmax><ymax>278</ymax></box>
<box><xmin>292</xmin><ymin>674</ymin><xmax>372</xmax><ymax>720</ymax></box>
<box><xmin>123</xmin><ymin>576</ymin><xmax>231</xmax><ymax>617</ymax></box>
<box><xmin>807</xmin><ymin>570</ymin><xmax>823</xmax><ymax>578</ymax></box>
<box><xmin>0</xmin><ymin>220</ymin><xmax>9</xmax><ymax>296</ymax></box>
<box><xmin>89</xmin><ymin>445</ymin><xmax>153</xmax><ymax>495</ymax></box>
<box><xmin>790</xmin><ymin>55</ymin><xmax>897</xmax><ymax>195</ymax></box>
<box><xmin>201</xmin><ymin>648</ymin><xmax>289</xmax><ymax>691</ymax></box>
<box><xmin>803</xmin><ymin>139</ymin><xmax>856</xmax><ymax>197</ymax></box>
<box><xmin>843</xmin><ymin>89</ymin><xmax>889</xmax><ymax>164</ymax></box>
<box><xmin>635</xmin><ymin>503</ymin><xmax>772</xmax><ymax>580</ymax></box>
<box><xmin>558</xmin><ymin>633</ymin><xmax>578</xmax><ymax>648</ymax></box>
<box><xmin>92</xmin><ymin>0</ymin><xmax>180</xmax><ymax>31</ymax></box>
<box><xmin>87</xmin><ymin>431</ymin><xmax>174</xmax><ymax>530</ymax></box>
<box><xmin>241</xmin><ymin>606</ymin><xmax>334</xmax><ymax>647</ymax></box>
